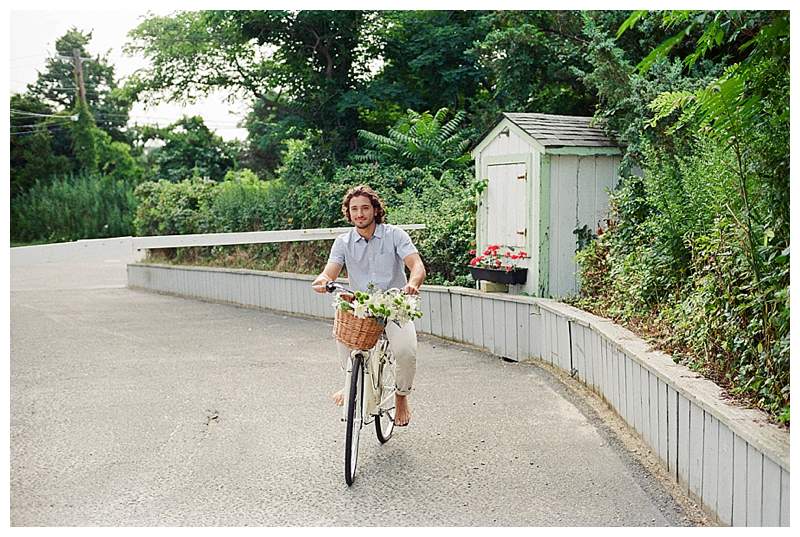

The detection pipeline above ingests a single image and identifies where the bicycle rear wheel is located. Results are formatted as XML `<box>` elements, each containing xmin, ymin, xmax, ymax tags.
<box><xmin>344</xmin><ymin>354</ymin><xmax>364</xmax><ymax>486</ymax></box>
<box><xmin>375</xmin><ymin>351</ymin><xmax>396</xmax><ymax>443</ymax></box>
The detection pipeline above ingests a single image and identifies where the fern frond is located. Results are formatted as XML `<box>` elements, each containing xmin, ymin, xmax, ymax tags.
<box><xmin>432</xmin><ymin>107</ymin><xmax>450</xmax><ymax>125</ymax></box>
<box><xmin>648</xmin><ymin>90</ymin><xmax>696</xmax><ymax>127</ymax></box>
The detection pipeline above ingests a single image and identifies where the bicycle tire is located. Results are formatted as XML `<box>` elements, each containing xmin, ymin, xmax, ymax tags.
<box><xmin>344</xmin><ymin>354</ymin><xmax>363</xmax><ymax>486</ymax></box>
<box><xmin>375</xmin><ymin>351</ymin><xmax>396</xmax><ymax>443</ymax></box>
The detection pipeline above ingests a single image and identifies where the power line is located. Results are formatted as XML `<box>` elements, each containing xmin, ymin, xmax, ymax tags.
<box><xmin>11</xmin><ymin>114</ymin><xmax>78</xmax><ymax>122</ymax></box>
<box><xmin>10</xmin><ymin>126</ymin><xmax>72</xmax><ymax>137</ymax></box>
<box><xmin>10</xmin><ymin>111</ymin><xmax>75</xmax><ymax>120</ymax></box>
<box><xmin>15</xmin><ymin>87</ymin><xmax>109</xmax><ymax>98</ymax></box>
<box><xmin>10</xmin><ymin>119</ymin><xmax>74</xmax><ymax>128</ymax></box>
<box><xmin>10</xmin><ymin>109</ymin><xmax>78</xmax><ymax>120</ymax></box>
<box><xmin>11</xmin><ymin>127</ymin><xmax>68</xmax><ymax>134</ymax></box>
<box><xmin>29</xmin><ymin>88</ymin><xmax>107</xmax><ymax>97</ymax></box>
<box><xmin>11</xmin><ymin>117</ymin><xmax>75</xmax><ymax>126</ymax></box>
<box><xmin>27</xmin><ymin>86</ymin><xmax>80</xmax><ymax>91</ymax></box>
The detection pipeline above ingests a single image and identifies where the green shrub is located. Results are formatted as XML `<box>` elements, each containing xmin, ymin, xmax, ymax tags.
<box><xmin>389</xmin><ymin>169</ymin><xmax>476</xmax><ymax>286</ymax></box>
<box><xmin>133</xmin><ymin>158</ymin><xmax>479</xmax><ymax>288</ymax></box>
<box><xmin>10</xmin><ymin>172</ymin><xmax>137</xmax><ymax>243</ymax></box>
<box><xmin>95</xmin><ymin>129</ymin><xmax>143</xmax><ymax>185</ymax></box>
<box><xmin>275</xmin><ymin>131</ymin><xmax>336</xmax><ymax>186</ymax></box>
<box><xmin>140</xmin><ymin>116</ymin><xmax>239</xmax><ymax>183</ymax></box>
<box><xmin>575</xmin><ymin>136</ymin><xmax>789</xmax><ymax>424</ymax></box>
<box><xmin>209</xmin><ymin>169</ymin><xmax>276</xmax><ymax>232</ymax></box>
<box><xmin>132</xmin><ymin>176</ymin><xmax>217</xmax><ymax>236</ymax></box>
<box><xmin>659</xmin><ymin>216</ymin><xmax>789</xmax><ymax>421</ymax></box>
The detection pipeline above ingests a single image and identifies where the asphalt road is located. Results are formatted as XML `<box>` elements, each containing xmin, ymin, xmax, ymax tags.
<box><xmin>10</xmin><ymin>255</ymin><xmax>707</xmax><ymax>526</ymax></box>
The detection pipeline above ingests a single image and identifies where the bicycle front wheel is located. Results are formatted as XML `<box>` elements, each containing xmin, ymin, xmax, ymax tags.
<box><xmin>344</xmin><ymin>354</ymin><xmax>364</xmax><ymax>486</ymax></box>
<box><xmin>375</xmin><ymin>352</ymin><xmax>396</xmax><ymax>443</ymax></box>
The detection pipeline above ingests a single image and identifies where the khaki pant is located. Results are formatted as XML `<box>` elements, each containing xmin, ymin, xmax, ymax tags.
<box><xmin>336</xmin><ymin>320</ymin><xmax>417</xmax><ymax>396</ymax></box>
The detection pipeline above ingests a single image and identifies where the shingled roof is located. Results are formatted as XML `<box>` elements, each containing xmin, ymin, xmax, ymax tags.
<box><xmin>498</xmin><ymin>112</ymin><xmax>618</xmax><ymax>148</ymax></box>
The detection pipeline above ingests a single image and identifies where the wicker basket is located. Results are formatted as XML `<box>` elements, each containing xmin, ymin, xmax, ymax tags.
<box><xmin>333</xmin><ymin>308</ymin><xmax>384</xmax><ymax>350</ymax></box>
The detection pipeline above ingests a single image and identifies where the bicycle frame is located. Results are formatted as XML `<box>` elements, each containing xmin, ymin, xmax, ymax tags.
<box><xmin>342</xmin><ymin>335</ymin><xmax>395</xmax><ymax>425</ymax></box>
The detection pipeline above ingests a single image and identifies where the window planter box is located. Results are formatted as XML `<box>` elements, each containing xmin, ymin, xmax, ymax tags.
<box><xmin>468</xmin><ymin>266</ymin><xmax>528</xmax><ymax>285</ymax></box>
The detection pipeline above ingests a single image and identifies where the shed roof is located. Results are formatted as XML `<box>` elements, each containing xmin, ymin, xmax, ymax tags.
<box><xmin>480</xmin><ymin>112</ymin><xmax>619</xmax><ymax>150</ymax></box>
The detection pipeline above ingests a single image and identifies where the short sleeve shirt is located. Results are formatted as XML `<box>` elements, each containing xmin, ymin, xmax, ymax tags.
<box><xmin>327</xmin><ymin>223</ymin><xmax>419</xmax><ymax>292</ymax></box>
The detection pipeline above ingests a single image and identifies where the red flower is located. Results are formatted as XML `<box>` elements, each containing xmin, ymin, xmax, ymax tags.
<box><xmin>468</xmin><ymin>244</ymin><xmax>531</xmax><ymax>271</ymax></box>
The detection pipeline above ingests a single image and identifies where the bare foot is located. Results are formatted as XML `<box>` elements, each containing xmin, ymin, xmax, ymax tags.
<box><xmin>332</xmin><ymin>390</ymin><xmax>344</xmax><ymax>407</ymax></box>
<box><xmin>394</xmin><ymin>393</ymin><xmax>411</xmax><ymax>426</ymax></box>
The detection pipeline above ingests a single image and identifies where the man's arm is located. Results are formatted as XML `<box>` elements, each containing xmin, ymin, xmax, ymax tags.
<box><xmin>402</xmin><ymin>253</ymin><xmax>426</xmax><ymax>295</ymax></box>
<box><xmin>312</xmin><ymin>262</ymin><xmax>343</xmax><ymax>294</ymax></box>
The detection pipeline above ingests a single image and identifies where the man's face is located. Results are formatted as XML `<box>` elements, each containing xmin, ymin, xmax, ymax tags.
<box><xmin>348</xmin><ymin>195</ymin><xmax>376</xmax><ymax>229</ymax></box>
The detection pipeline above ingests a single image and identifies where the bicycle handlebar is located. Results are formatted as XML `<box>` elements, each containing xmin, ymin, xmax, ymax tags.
<box><xmin>324</xmin><ymin>281</ymin><xmax>407</xmax><ymax>295</ymax></box>
<box><xmin>325</xmin><ymin>281</ymin><xmax>353</xmax><ymax>294</ymax></box>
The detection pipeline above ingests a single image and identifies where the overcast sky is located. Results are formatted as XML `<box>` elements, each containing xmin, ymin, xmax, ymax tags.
<box><xmin>9</xmin><ymin>9</ymin><xmax>250</xmax><ymax>140</ymax></box>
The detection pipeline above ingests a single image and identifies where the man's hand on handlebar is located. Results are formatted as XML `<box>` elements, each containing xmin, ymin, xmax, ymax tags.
<box><xmin>311</xmin><ymin>277</ymin><xmax>330</xmax><ymax>294</ymax></box>
<box><xmin>402</xmin><ymin>283</ymin><xmax>420</xmax><ymax>295</ymax></box>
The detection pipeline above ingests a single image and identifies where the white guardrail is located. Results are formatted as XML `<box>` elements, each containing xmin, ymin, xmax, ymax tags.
<box><xmin>10</xmin><ymin>226</ymin><xmax>427</xmax><ymax>266</ymax></box>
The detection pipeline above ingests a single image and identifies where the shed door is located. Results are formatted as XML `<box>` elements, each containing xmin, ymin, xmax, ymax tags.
<box><xmin>487</xmin><ymin>162</ymin><xmax>527</xmax><ymax>248</ymax></box>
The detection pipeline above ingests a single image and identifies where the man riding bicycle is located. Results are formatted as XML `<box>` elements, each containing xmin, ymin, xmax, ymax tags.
<box><xmin>312</xmin><ymin>185</ymin><xmax>426</xmax><ymax>427</ymax></box>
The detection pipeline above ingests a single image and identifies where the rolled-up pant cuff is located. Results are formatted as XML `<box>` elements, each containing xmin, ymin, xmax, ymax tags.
<box><xmin>335</xmin><ymin>320</ymin><xmax>417</xmax><ymax>397</ymax></box>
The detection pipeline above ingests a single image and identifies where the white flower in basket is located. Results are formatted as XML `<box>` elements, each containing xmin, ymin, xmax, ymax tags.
<box><xmin>333</xmin><ymin>283</ymin><xmax>423</xmax><ymax>326</ymax></box>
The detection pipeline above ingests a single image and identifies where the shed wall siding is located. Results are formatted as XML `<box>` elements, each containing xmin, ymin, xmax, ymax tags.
<box><xmin>482</xmin><ymin>127</ymin><xmax>533</xmax><ymax>157</ymax></box>
<box><xmin>547</xmin><ymin>154</ymin><xmax>622</xmax><ymax>298</ymax></box>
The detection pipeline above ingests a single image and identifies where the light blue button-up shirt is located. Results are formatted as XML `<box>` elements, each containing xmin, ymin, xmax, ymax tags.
<box><xmin>327</xmin><ymin>223</ymin><xmax>419</xmax><ymax>292</ymax></box>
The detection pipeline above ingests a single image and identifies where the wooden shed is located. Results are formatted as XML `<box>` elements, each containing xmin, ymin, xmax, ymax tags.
<box><xmin>471</xmin><ymin>112</ymin><xmax>622</xmax><ymax>298</ymax></box>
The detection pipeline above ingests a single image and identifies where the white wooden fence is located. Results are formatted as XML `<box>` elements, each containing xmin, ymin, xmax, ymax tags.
<box><xmin>11</xmin><ymin>226</ymin><xmax>426</xmax><ymax>266</ymax></box>
<box><xmin>127</xmin><ymin>263</ymin><xmax>789</xmax><ymax>527</ymax></box>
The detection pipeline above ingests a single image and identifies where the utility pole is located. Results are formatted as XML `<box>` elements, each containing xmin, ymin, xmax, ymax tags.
<box><xmin>69</xmin><ymin>48</ymin><xmax>97</xmax><ymax>173</ymax></box>
<box><xmin>72</xmin><ymin>48</ymin><xmax>87</xmax><ymax>107</ymax></box>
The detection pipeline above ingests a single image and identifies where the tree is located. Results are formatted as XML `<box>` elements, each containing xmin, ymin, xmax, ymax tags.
<box><xmin>9</xmin><ymin>94</ymin><xmax>72</xmax><ymax>197</ymax></box>
<box><xmin>11</xmin><ymin>27</ymin><xmax>141</xmax><ymax>196</ymax></box>
<box><xmin>125</xmin><ymin>10</ymin><xmax>378</xmax><ymax>169</ymax></box>
<box><xmin>138</xmin><ymin>116</ymin><xmax>239</xmax><ymax>182</ymax></box>
<box><xmin>27</xmin><ymin>27</ymin><xmax>132</xmax><ymax>142</ymax></box>
<box><xmin>364</xmin><ymin>11</ymin><xmax>494</xmax><ymax>130</ymax></box>
<box><xmin>475</xmin><ymin>12</ymin><xmax>630</xmax><ymax>122</ymax></box>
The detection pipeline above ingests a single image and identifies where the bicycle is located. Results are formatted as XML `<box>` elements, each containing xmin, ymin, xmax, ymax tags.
<box><xmin>325</xmin><ymin>281</ymin><xmax>397</xmax><ymax>486</ymax></box>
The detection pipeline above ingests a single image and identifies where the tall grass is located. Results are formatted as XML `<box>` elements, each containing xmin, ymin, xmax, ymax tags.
<box><xmin>10</xmin><ymin>172</ymin><xmax>138</xmax><ymax>243</ymax></box>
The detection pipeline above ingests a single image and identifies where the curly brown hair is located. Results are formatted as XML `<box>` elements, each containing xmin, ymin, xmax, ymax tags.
<box><xmin>341</xmin><ymin>185</ymin><xmax>386</xmax><ymax>224</ymax></box>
